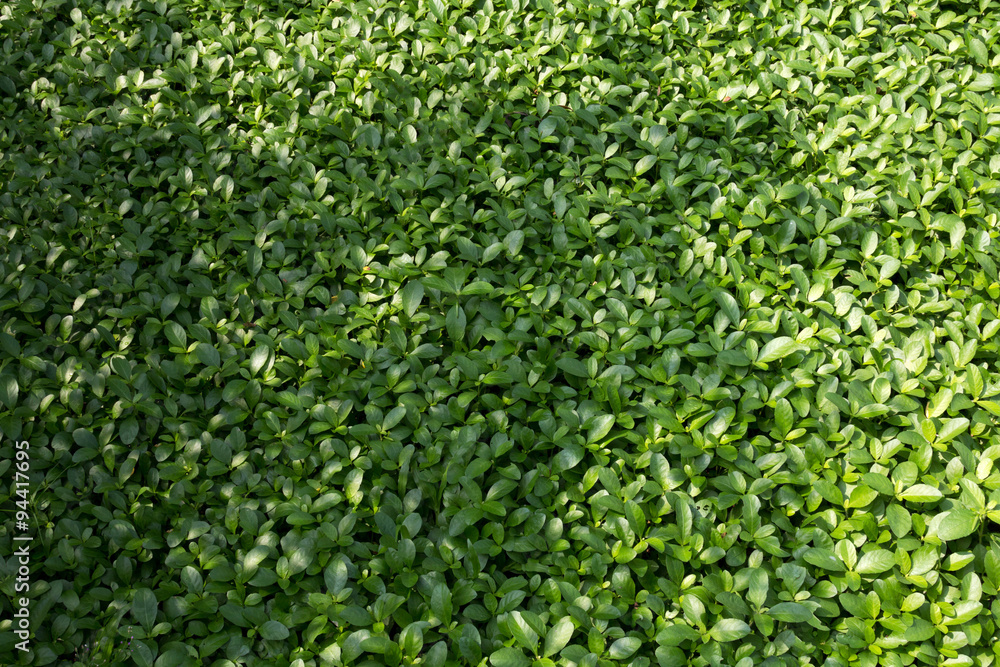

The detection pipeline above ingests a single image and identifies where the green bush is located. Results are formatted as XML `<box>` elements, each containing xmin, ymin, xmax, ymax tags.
<box><xmin>3</xmin><ymin>0</ymin><xmax>1000</xmax><ymax>666</ymax></box>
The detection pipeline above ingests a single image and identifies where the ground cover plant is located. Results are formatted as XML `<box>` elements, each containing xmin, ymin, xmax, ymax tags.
<box><xmin>3</xmin><ymin>0</ymin><xmax>1000</xmax><ymax>665</ymax></box>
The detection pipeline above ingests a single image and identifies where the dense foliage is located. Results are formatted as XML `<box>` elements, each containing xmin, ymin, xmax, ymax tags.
<box><xmin>3</xmin><ymin>0</ymin><xmax>1000</xmax><ymax>665</ymax></box>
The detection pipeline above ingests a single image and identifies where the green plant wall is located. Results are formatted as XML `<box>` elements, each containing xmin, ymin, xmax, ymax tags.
<box><xmin>3</xmin><ymin>0</ymin><xmax>1000</xmax><ymax>666</ymax></box>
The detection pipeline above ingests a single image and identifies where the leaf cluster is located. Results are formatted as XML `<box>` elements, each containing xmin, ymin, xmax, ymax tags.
<box><xmin>3</xmin><ymin>0</ymin><xmax>1000</xmax><ymax>666</ymax></box>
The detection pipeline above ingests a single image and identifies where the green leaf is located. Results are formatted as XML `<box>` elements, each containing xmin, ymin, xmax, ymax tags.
<box><xmin>215</xmin><ymin>174</ymin><xmax>235</xmax><ymax>201</ymax></box>
<box><xmin>825</xmin><ymin>66</ymin><xmax>855</xmax><ymax>78</ymax></box>
<box><xmin>968</xmin><ymin>72</ymin><xmax>998</xmax><ymax>92</ymax></box>
<box><xmin>195</xmin><ymin>342</ymin><xmax>221</xmax><ymax>368</ymax></box>
<box><xmin>748</xmin><ymin>569</ymin><xmax>768</xmax><ymax>608</ymax></box>
<box><xmin>508</xmin><ymin>611</ymin><xmax>539</xmax><ymax>654</ymax></box>
<box><xmin>73</xmin><ymin>428</ymin><xmax>99</xmax><ymax>449</ymax></box>
<box><xmin>263</xmin><ymin>49</ymin><xmax>281</xmax><ymax>69</ymax></box>
<box><xmin>505</xmin><ymin>229</ymin><xmax>525</xmax><ymax>256</ymax></box>
<box><xmin>260</xmin><ymin>620</ymin><xmax>289</xmax><ymax>640</ymax></box>
<box><xmin>756</xmin><ymin>336</ymin><xmax>803</xmax><ymax>364</ymax></box>
<box><xmin>803</xmin><ymin>548</ymin><xmax>845</xmax><ymax>572</ymax></box>
<box><xmin>656</xmin><ymin>624</ymin><xmax>701</xmax><ymax>646</ymax></box>
<box><xmin>490</xmin><ymin>647</ymin><xmax>530</xmax><ymax>667</ymax></box>
<box><xmin>402</xmin><ymin>280</ymin><xmax>424</xmax><ymax>317</ymax></box>
<box><xmin>339</xmin><ymin>605</ymin><xmax>373</xmax><ymax>626</ymax></box>
<box><xmin>970</xmin><ymin>38</ymin><xmax>989</xmax><ymax>65</ymax></box>
<box><xmin>662</xmin><ymin>328</ymin><xmax>696</xmax><ymax>345</ymax></box>
<box><xmin>709</xmin><ymin>619</ymin><xmax>751</xmax><ymax>642</ymax></box>
<box><xmin>164</xmin><ymin>321</ymin><xmax>187</xmax><ymax>348</ymax></box>
<box><xmin>553</xmin><ymin>445</ymin><xmax>585</xmax><ymax>472</ymax></box>
<box><xmin>635</xmin><ymin>154</ymin><xmax>657</xmax><ymax>177</ymax></box>
<box><xmin>855</xmin><ymin>549</ymin><xmax>895</xmax><ymax>574</ymax></box>
<box><xmin>557</xmin><ymin>357</ymin><xmax>589</xmax><ymax>378</ymax></box>
<box><xmin>813</xmin><ymin>479</ymin><xmax>844</xmax><ymax>506</ymax></box>
<box><xmin>446</xmin><ymin>304</ymin><xmax>467</xmax><ymax>343</ymax></box>
<box><xmin>132</xmin><ymin>588</ymin><xmax>157</xmax><ymax>630</ymax></box>
<box><xmin>0</xmin><ymin>375</ymin><xmax>18</xmax><ymax>409</ymax></box>
<box><xmin>777</xmin><ymin>183</ymin><xmax>805</xmax><ymax>200</ymax></box>
<box><xmin>160</xmin><ymin>293</ymin><xmax>180</xmax><ymax>317</ymax></box>
<box><xmin>608</xmin><ymin>637</ymin><xmax>641</xmax><ymax>659</ymax></box>
<box><xmin>767</xmin><ymin>602</ymin><xmax>812</xmax><ymax>623</ymax></box>
<box><xmin>247</xmin><ymin>246</ymin><xmax>262</xmax><ymax>276</ymax></box>
<box><xmin>927</xmin><ymin>386</ymin><xmax>954</xmax><ymax>418</ymax></box>
<box><xmin>899</xmin><ymin>484</ymin><xmax>943</xmax><ymax>502</ymax></box>
<box><xmin>361</xmin><ymin>637</ymin><xmax>398</xmax><ymax>654</ymax></box>
<box><xmin>249</xmin><ymin>346</ymin><xmax>270</xmax><ymax>376</ymax></box>
<box><xmin>886</xmin><ymin>504</ymin><xmax>912</xmax><ymax>537</ymax></box>
<box><xmin>154</xmin><ymin>648</ymin><xmax>194</xmax><ymax>666</ymax></box>
<box><xmin>120</xmin><ymin>417</ymin><xmax>140</xmax><ymax>445</ymax></box>
<box><xmin>462</xmin><ymin>281</ymin><xmax>494</xmax><ymax>295</ymax></box>
<box><xmin>587</xmin><ymin>414</ymin><xmax>616</xmax><ymax>443</ymax></box>
<box><xmin>713</xmin><ymin>289</ymin><xmax>741</xmax><ymax>325</ymax></box>
<box><xmin>431</xmin><ymin>582</ymin><xmax>452</xmax><ymax>626</ymax></box>
<box><xmin>935</xmin><ymin>507</ymin><xmax>978</xmax><ymax>541</ymax></box>
<box><xmin>544</xmin><ymin>617</ymin><xmax>574</xmax><ymax>657</ymax></box>
<box><xmin>936</xmin><ymin>417</ymin><xmax>969</xmax><ymax>444</ymax></box>
<box><xmin>848</xmin><ymin>485</ymin><xmax>879</xmax><ymax>508</ymax></box>
<box><xmin>855</xmin><ymin>404</ymin><xmax>889</xmax><ymax>419</ymax></box>
<box><xmin>401</xmin><ymin>624</ymin><xmax>424</xmax><ymax>657</ymax></box>
<box><xmin>536</xmin><ymin>93</ymin><xmax>550</xmax><ymax>117</ymax></box>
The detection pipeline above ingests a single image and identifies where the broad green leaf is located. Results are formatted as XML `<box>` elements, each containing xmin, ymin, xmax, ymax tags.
<box><xmin>361</xmin><ymin>637</ymin><xmax>397</xmax><ymax>654</ymax></box>
<box><xmin>505</xmin><ymin>229</ymin><xmax>525</xmax><ymax>256</ymax></box>
<box><xmin>650</xmin><ymin>453</ymin><xmax>671</xmax><ymax>489</ymax></box>
<box><xmin>431</xmin><ymin>583</ymin><xmax>452</xmax><ymax>626</ymax></box>
<box><xmin>490</xmin><ymin>647</ymin><xmax>530</xmax><ymax>667</ymax></box>
<box><xmin>662</xmin><ymin>328</ymin><xmax>696</xmax><ymax>344</ymax></box>
<box><xmin>848</xmin><ymin>485</ymin><xmax>878</xmax><ymax>508</ymax></box>
<box><xmin>714</xmin><ymin>289</ymin><xmax>741</xmax><ymax>325</ymax></box>
<box><xmin>813</xmin><ymin>480</ymin><xmax>844</xmax><ymax>506</ymax></box>
<box><xmin>855</xmin><ymin>549</ymin><xmax>895</xmax><ymax>574</ymax></box>
<box><xmin>587</xmin><ymin>414</ymin><xmax>615</xmax><ymax>443</ymax></box>
<box><xmin>608</xmin><ymin>637</ymin><xmax>641</xmax><ymax>659</ymax></box>
<box><xmin>709</xmin><ymin>619</ymin><xmax>751</xmax><ymax>642</ymax></box>
<box><xmin>936</xmin><ymin>418</ymin><xmax>969</xmax><ymax>444</ymax></box>
<box><xmin>160</xmin><ymin>293</ymin><xmax>180</xmax><ymax>317</ymax></box>
<box><xmin>825</xmin><ymin>66</ymin><xmax>854</xmax><ymax>77</ymax></box>
<box><xmin>886</xmin><ymin>504</ymin><xmax>912</xmax><ymax>537</ymax></box>
<box><xmin>544</xmin><ymin>617</ymin><xmax>574</xmax><ymax>657</ymax></box>
<box><xmin>971</xmin><ymin>38</ymin><xmax>989</xmax><ymax>65</ymax></box>
<box><xmin>446</xmin><ymin>304</ymin><xmax>467</xmax><ymax>342</ymax></box>
<box><xmin>249</xmin><ymin>346</ymin><xmax>270</xmax><ymax>376</ymax></box>
<box><xmin>402</xmin><ymin>281</ymin><xmax>424</xmax><ymax>317</ymax></box>
<box><xmin>657</xmin><ymin>623</ymin><xmax>701</xmax><ymax>646</ymax></box>
<box><xmin>260</xmin><ymin>620</ymin><xmax>289</xmax><ymax>640</ymax></box>
<box><xmin>164</xmin><ymin>321</ymin><xmax>186</xmax><ymax>348</ymax></box>
<box><xmin>767</xmin><ymin>602</ymin><xmax>812</xmax><ymax>623</ymax></box>
<box><xmin>247</xmin><ymin>246</ymin><xmax>262</xmax><ymax>276</ymax></box>
<box><xmin>777</xmin><ymin>183</ymin><xmax>805</xmax><ymax>200</ymax></box>
<box><xmin>756</xmin><ymin>336</ymin><xmax>803</xmax><ymax>364</ymax></box>
<box><xmin>748</xmin><ymin>569</ymin><xmax>768</xmax><ymax>608</ymax></box>
<box><xmin>968</xmin><ymin>72</ymin><xmax>998</xmax><ymax>92</ymax></box>
<box><xmin>935</xmin><ymin>508</ymin><xmax>978</xmax><ymax>541</ymax></box>
<box><xmin>132</xmin><ymin>588</ymin><xmax>157</xmax><ymax>630</ymax></box>
<box><xmin>900</xmin><ymin>484</ymin><xmax>943</xmax><ymax>502</ymax></box>
<box><xmin>508</xmin><ymin>611</ymin><xmax>538</xmax><ymax>654</ymax></box>
<box><xmin>462</xmin><ymin>281</ymin><xmax>494</xmax><ymax>295</ymax></box>
<box><xmin>635</xmin><ymin>154</ymin><xmax>657</xmax><ymax>177</ymax></box>
<box><xmin>0</xmin><ymin>375</ymin><xmax>18</xmax><ymax>409</ymax></box>
<box><xmin>803</xmin><ymin>548</ymin><xmax>845</xmax><ymax>572</ymax></box>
